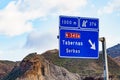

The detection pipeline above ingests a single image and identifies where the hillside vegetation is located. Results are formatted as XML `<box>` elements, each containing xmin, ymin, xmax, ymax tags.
<box><xmin>0</xmin><ymin>48</ymin><xmax>120</xmax><ymax>80</ymax></box>
<box><xmin>42</xmin><ymin>49</ymin><xmax>120</xmax><ymax>76</ymax></box>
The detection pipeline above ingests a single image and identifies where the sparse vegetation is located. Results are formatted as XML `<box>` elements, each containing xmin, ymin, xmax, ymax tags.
<box><xmin>42</xmin><ymin>50</ymin><xmax>120</xmax><ymax>77</ymax></box>
<box><xmin>0</xmin><ymin>47</ymin><xmax>120</xmax><ymax>80</ymax></box>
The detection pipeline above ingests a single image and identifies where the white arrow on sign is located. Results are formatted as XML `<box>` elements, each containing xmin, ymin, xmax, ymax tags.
<box><xmin>88</xmin><ymin>39</ymin><xmax>96</xmax><ymax>50</ymax></box>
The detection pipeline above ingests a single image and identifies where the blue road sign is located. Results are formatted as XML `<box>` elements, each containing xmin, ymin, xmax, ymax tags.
<box><xmin>59</xmin><ymin>29</ymin><xmax>99</xmax><ymax>58</ymax></box>
<box><xmin>59</xmin><ymin>15</ymin><xmax>99</xmax><ymax>59</ymax></box>
<box><xmin>59</xmin><ymin>16</ymin><xmax>78</xmax><ymax>28</ymax></box>
<box><xmin>80</xmin><ymin>17</ymin><xmax>99</xmax><ymax>30</ymax></box>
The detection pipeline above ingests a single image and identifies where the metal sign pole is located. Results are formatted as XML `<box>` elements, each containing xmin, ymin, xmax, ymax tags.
<box><xmin>99</xmin><ymin>37</ymin><xmax>109</xmax><ymax>80</ymax></box>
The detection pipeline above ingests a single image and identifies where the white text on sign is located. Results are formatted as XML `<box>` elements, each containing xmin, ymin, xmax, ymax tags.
<box><xmin>65</xmin><ymin>32</ymin><xmax>80</xmax><ymax>38</ymax></box>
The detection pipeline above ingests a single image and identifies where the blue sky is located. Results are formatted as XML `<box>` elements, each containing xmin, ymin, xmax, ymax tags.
<box><xmin>0</xmin><ymin>0</ymin><xmax>120</xmax><ymax>61</ymax></box>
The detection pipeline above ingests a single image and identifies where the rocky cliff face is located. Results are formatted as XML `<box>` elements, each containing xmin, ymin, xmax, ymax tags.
<box><xmin>114</xmin><ymin>56</ymin><xmax>120</xmax><ymax>66</ymax></box>
<box><xmin>2</xmin><ymin>52</ymin><xmax>81</xmax><ymax>80</ymax></box>
<box><xmin>107</xmin><ymin>44</ymin><xmax>120</xmax><ymax>65</ymax></box>
<box><xmin>2</xmin><ymin>47</ymin><xmax>120</xmax><ymax>80</ymax></box>
<box><xmin>0</xmin><ymin>61</ymin><xmax>16</xmax><ymax>79</ymax></box>
<box><xmin>42</xmin><ymin>49</ymin><xmax>120</xmax><ymax>79</ymax></box>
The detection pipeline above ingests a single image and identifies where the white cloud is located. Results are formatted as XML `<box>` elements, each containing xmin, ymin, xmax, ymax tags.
<box><xmin>98</xmin><ymin>0</ymin><xmax>120</xmax><ymax>15</ymax></box>
<box><xmin>0</xmin><ymin>0</ymin><xmax>87</xmax><ymax>36</ymax></box>
<box><xmin>21</xmin><ymin>0</ymin><xmax>87</xmax><ymax>15</ymax></box>
<box><xmin>22</xmin><ymin>0</ymin><xmax>88</xmax><ymax>52</ymax></box>
<box><xmin>0</xmin><ymin>0</ymin><xmax>88</xmax><ymax>60</ymax></box>
<box><xmin>0</xmin><ymin>1</ymin><xmax>33</xmax><ymax>36</ymax></box>
<box><xmin>0</xmin><ymin>50</ymin><xmax>3</xmax><ymax>54</ymax></box>
<box><xmin>25</xmin><ymin>30</ymin><xmax>58</xmax><ymax>52</ymax></box>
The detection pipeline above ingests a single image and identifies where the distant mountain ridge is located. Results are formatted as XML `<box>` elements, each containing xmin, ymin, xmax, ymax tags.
<box><xmin>1</xmin><ymin>49</ymin><xmax>120</xmax><ymax>80</ymax></box>
<box><xmin>107</xmin><ymin>44</ymin><xmax>120</xmax><ymax>58</ymax></box>
<box><xmin>42</xmin><ymin>49</ymin><xmax>120</xmax><ymax>76</ymax></box>
<box><xmin>0</xmin><ymin>43</ymin><xmax>120</xmax><ymax>80</ymax></box>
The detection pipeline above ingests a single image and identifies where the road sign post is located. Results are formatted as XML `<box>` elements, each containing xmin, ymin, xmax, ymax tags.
<box><xmin>59</xmin><ymin>15</ymin><xmax>99</xmax><ymax>59</ymax></box>
<box><xmin>99</xmin><ymin>37</ymin><xmax>109</xmax><ymax>80</ymax></box>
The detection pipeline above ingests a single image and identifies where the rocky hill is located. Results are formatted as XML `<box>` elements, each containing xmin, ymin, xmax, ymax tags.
<box><xmin>107</xmin><ymin>44</ymin><xmax>120</xmax><ymax>65</ymax></box>
<box><xmin>2</xmin><ymin>52</ymin><xmax>81</xmax><ymax>80</ymax></box>
<box><xmin>0</xmin><ymin>60</ymin><xmax>16</xmax><ymax>79</ymax></box>
<box><xmin>42</xmin><ymin>49</ymin><xmax>120</xmax><ymax>76</ymax></box>
<box><xmin>114</xmin><ymin>56</ymin><xmax>120</xmax><ymax>66</ymax></box>
<box><xmin>107</xmin><ymin>44</ymin><xmax>120</xmax><ymax>58</ymax></box>
<box><xmin>1</xmin><ymin>48</ymin><xmax>120</xmax><ymax>80</ymax></box>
